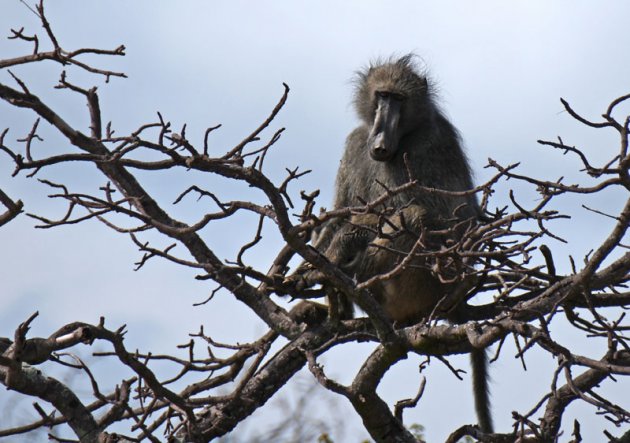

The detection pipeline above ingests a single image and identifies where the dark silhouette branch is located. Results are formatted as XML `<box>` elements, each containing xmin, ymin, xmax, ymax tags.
<box><xmin>1</xmin><ymin>3</ymin><xmax>630</xmax><ymax>442</ymax></box>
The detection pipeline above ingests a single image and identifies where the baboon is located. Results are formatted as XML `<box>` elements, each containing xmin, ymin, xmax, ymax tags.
<box><xmin>292</xmin><ymin>55</ymin><xmax>492</xmax><ymax>432</ymax></box>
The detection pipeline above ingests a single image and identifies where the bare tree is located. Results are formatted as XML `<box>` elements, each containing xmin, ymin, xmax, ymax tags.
<box><xmin>1</xmin><ymin>3</ymin><xmax>630</xmax><ymax>443</ymax></box>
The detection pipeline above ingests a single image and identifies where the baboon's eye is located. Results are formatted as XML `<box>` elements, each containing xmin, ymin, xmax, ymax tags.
<box><xmin>375</xmin><ymin>90</ymin><xmax>405</xmax><ymax>101</ymax></box>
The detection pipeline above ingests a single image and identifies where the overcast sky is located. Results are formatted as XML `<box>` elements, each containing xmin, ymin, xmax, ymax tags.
<box><xmin>2</xmin><ymin>1</ymin><xmax>630</xmax><ymax>441</ymax></box>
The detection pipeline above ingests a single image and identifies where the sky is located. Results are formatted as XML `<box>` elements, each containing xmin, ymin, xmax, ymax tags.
<box><xmin>1</xmin><ymin>1</ymin><xmax>630</xmax><ymax>441</ymax></box>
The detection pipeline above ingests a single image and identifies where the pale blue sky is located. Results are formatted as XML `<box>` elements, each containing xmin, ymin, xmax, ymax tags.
<box><xmin>1</xmin><ymin>1</ymin><xmax>629</xmax><ymax>441</ymax></box>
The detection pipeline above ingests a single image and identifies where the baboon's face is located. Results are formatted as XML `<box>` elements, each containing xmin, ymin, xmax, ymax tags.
<box><xmin>358</xmin><ymin>63</ymin><xmax>430</xmax><ymax>162</ymax></box>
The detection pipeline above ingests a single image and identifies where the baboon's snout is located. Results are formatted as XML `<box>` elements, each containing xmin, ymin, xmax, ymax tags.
<box><xmin>369</xmin><ymin>132</ymin><xmax>392</xmax><ymax>161</ymax></box>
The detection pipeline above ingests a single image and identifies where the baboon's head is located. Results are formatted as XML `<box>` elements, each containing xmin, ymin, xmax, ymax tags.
<box><xmin>354</xmin><ymin>55</ymin><xmax>432</xmax><ymax>162</ymax></box>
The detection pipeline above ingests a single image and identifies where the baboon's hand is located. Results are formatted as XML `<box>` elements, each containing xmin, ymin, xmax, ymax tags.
<box><xmin>283</xmin><ymin>269</ymin><xmax>321</xmax><ymax>292</ymax></box>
